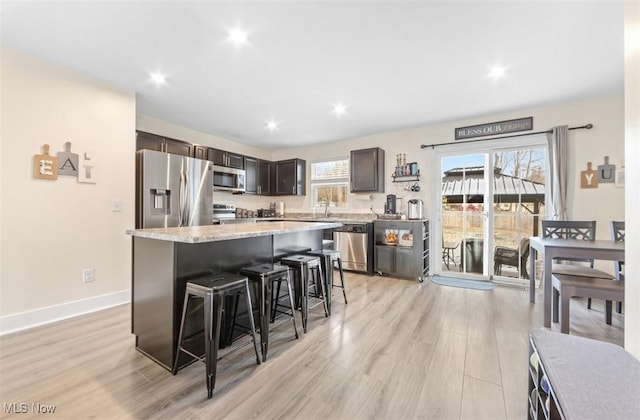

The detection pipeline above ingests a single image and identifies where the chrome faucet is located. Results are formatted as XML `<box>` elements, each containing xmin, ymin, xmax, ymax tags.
<box><xmin>324</xmin><ymin>200</ymin><xmax>330</xmax><ymax>218</ymax></box>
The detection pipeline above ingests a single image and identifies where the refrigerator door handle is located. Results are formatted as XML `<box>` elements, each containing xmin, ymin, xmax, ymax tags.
<box><xmin>178</xmin><ymin>168</ymin><xmax>188</xmax><ymax>226</ymax></box>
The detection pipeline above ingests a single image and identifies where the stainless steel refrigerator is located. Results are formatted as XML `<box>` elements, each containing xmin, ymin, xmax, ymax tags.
<box><xmin>135</xmin><ymin>149</ymin><xmax>213</xmax><ymax>228</ymax></box>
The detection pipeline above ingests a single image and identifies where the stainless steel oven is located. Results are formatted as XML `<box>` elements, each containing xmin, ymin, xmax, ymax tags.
<box><xmin>333</xmin><ymin>222</ymin><xmax>374</xmax><ymax>274</ymax></box>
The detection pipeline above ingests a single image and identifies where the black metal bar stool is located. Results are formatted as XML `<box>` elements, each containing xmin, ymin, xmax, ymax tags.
<box><xmin>307</xmin><ymin>249</ymin><xmax>348</xmax><ymax>313</ymax></box>
<box><xmin>172</xmin><ymin>272</ymin><xmax>261</xmax><ymax>399</ymax></box>
<box><xmin>240</xmin><ymin>263</ymin><xmax>299</xmax><ymax>362</ymax></box>
<box><xmin>280</xmin><ymin>255</ymin><xmax>328</xmax><ymax>333</ymax></box>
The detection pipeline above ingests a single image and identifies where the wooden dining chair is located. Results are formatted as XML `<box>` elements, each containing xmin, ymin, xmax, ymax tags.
<box><xmin>611</xmin><ymin>221</ymin><xmax>625</xmax><ymax>313</ymax></box>
<box><xmin>541</xmin><ymin>220</ymin><xmax>614</xmax><ymax>312</ymax></box>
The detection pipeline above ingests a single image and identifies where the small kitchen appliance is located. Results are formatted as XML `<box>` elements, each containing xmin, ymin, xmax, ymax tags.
<box><xmin>407</xmin><ymin>199</ymin><xmax>424</xmax><ymax>220</ymax></box>
<box><xmin>384</xmin><ymin>194</ymin><xmax>397</xmax><ymax>215</ymax></box>
<box><xmin>257</xmin><ymin>209</ymin><xmax>275</xmax><ymax>217</ymax></box>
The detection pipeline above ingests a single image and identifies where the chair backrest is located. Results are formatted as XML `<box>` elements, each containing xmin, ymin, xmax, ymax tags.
<box><xmin>541</xmin><ymin>220</ymin><xmax>596</xmax><ymax>241</ymax></box>
<box><xmin>611</xmin><ymin>221</ymin><xmax>625</xmax><ymax>243</ymax></box>
<box><xmin>541</xmin><ymin>220</ymin><xmax>596</xmax><ymax>265</ymax></box>
<box><xmin>611</xmin><ymin>221</ymin><xmax>625</xmax><ymax>281</ymax></box>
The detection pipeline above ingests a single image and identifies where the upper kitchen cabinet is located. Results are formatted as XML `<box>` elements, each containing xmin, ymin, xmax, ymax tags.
<box><xmin>207</xmin><ymin>148</ymin><xmax>244</xmax><ymax>169</ymax></box>
<box><xmin>350</xmin><ymin>147</ymin><xmax>385</xmax><ymax>192</ymax></box>
<box><xmin>275</xmin><ymin>159</ymin><xmax>305</xmax><ymax>196</ymax></box>
<box><xmin>258</xmin><ymin>159</ymin><xmax>274</xmax><ymax>195</ymax></box>
<box><xmin>244</xmin><ymin>157</ymin><xmax>274</xmax><ymax>195</ymax></box>
<box><xmin>193</xmin><ymin>145</ymin><xmax>208</xmax><ymax>160</ymax></box>
<box><xmin>136</xmin><ymin>131</ymin><xmax>193</xmax><ymax>157</ymax></box>
<box><xmin>244</xmin><ymin>156</ymin><xmax>258</xmax><ymax>194</ymax></box>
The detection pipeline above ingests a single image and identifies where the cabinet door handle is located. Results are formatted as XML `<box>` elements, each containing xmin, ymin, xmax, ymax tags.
<box><xmin>258</xmin><ymin>186</ymin><xmax>261</xmax><ymax>194</ymax></box>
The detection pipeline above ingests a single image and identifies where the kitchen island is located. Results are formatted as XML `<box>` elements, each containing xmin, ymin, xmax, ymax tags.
<box><xmin>127</xmin><ymin>221</ymin><xmax>341</xmax><ymax>371</ymax></box>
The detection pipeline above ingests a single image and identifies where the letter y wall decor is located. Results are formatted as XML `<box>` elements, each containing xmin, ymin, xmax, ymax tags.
<box><xmin>580</xmin><ymin>156</ymin><xmax>623</xmax><ymax>189</ymax></box>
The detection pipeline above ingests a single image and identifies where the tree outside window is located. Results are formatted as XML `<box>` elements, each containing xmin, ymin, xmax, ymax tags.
<box><xmin>311</xmin><ymin>159</ymin><xmax>349</xmax><ymax>208</ymax></box>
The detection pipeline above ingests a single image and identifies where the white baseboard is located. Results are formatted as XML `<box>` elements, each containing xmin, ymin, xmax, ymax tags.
<box><xmin>0</xmin><ymin>290</ymin><xmax>130</xmax><ymax>336</ymax></box>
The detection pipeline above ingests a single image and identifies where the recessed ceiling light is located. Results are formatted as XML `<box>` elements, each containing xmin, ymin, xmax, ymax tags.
<box><xmin>332</xmin><ymin>102</ymin><xmax>347</xmax><ymax>116</ymax></box>
<box><xmin>228</xmin><ymin>27</ymin><xmax>248</xmax><ymax>45</ymax></box>
<box><xmin>487</xmin><ymin>64</ymin><xmax>508</xmax><ymax>80</ymax></box>
<box><xmin>149</xmin><ymin>72</ymin><xmax>167</xmax><ymax>85</ymax></box>
<box><xmin>265</xmin><ymin>120</ymin><xmax>279</xmax><ymax>131</ymax></box>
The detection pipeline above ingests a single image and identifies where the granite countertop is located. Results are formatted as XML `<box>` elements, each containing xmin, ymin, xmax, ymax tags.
<box><xmin>126</xmin><ymin>221</ymin><xmax>342</xmax><ymax>244</ymax></box>
<box><xmin>256</xmin><ymin>215</ymin><xmax>427</xmax><ymax>223</ymax></box>
<box><xmin>260</xmin><ymin>216</ymin><xmax>375</xmax><ymax>223</ymax></box>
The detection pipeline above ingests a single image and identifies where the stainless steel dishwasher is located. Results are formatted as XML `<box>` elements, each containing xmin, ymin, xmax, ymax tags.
<box><xmin>333</xmin><ymin>222</ymin><xmax>374</xmax><ymax>274</ymax></box>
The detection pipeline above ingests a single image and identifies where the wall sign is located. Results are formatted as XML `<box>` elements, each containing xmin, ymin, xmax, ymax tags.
<box><xmin>580</xmin><ymin>162</ymin><xmax>598</xmax><ymax>188</ymax></box>
<box><xmin>455</xmin><ymin>117</ymin><xmax>533</xmax><ymax>140</ymax></box>
<box><xmin>597</xmin><ymin>156</ymin><xmax>615</xmax><ymax>183</ymax></box>
<box><xmin>32</xmin><ymin>143</ymin><xmax>97</xmax><ymax>184</ymax></box>
<box><xmin>78</xmin><ymin>152</ymin><xmax>97</xmax><ymax>184</ymax></box>
<box><xmin>57</xmin><ymin>141</ymin><xmax>79</xmax><ymax>176</ymax></box>
<box><xmin>33</xmin><ymin>144</ymin><xmax>58</xmax><ymax>180</ymax></box>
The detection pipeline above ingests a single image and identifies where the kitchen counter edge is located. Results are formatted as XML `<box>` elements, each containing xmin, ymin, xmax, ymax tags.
<box><xmin>126</xmin><ymin>221</ymin><xmax>342</xmax><ymax>244</ymax></box>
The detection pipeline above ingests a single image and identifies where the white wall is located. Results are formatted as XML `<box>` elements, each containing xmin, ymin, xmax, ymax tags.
<box><xmin>624</xmin><ymin>0</ymin><xmax>640</xmax><ymax>359</ymax></box>
<box><xmin>0</xmin><ymin>47</ymin><xmax>136</xmax><ymax>333</ymax></box>
<box><xmin>272</xmin><ymin>96</ymin><xmax>625</xmax><ymax>228</ymax></box>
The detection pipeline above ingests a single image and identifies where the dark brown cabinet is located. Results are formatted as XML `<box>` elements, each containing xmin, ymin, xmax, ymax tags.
<box><xmin>374</xmin><ymin>220</ymin><xmax>429</xmax><ymax>281</ymax></box>
<box><xmin>164</xmin><ymin>138</ymin><xmax>193</xmax><ymax>157</ymax></box>
<box><xmin>136</xmin><ymin>131</ymin><xmax>164</xmax><ymax>152</ymax></box>
<box><xmin>193</xmin><ymin>145</ymin><xmax>207</xmax><ymax>160</ymax></box>
<box><xmin>136</xmin><ymin>131</ymin><xmax>193</xmax><ymax>157</ymax></box>
<box><xmin>258</xmin><ymin>160</ymin><xmax>273</xmax><ymax>195</ymax></box>
<box><xmin>245</xmin><ymin>157</ymin><xmax>274</xmax><ymax>195</ymax></box>
<box><xmin>275</xmin><ymin>159</ymin><xmax>305</xmax><ymax>196</ymax></box>
<box><xmin>207</xmin><ymin>148</ymin><xmax>244</xmax><ymax>169</ymax></box>
<box><xmin>350</xmin><ymin>147</ymin><xmax>385</xmax><ymax>192</ymax></box>
<box><xmin>244</xmin><ymin>156</ymin><xmax>258</xmax><ymax>194</ymax></box>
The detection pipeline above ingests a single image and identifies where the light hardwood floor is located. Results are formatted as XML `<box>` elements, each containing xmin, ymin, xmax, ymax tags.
<box><xmin>0</xmin><ymin>273</ymin><xmax>624</xmax><ymax>419</ymax></box>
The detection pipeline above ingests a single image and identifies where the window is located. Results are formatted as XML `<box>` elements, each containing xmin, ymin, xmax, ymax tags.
<box><xmin>311</xmin><ymin>158</ymin><xmax>349</xmax><ymax>208</ymax></box>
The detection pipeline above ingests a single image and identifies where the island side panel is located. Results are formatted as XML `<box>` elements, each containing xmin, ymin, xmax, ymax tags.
<box><xmin>174</xmin><ymin>235</ymin><xmax>274</xmax><ymax>277</ymax></box>
<box><xmin>273</xmin><ymin>230</ymin><xmax>323</xmax><ymax>259</ymax></box>
<box><xmin>132</xmin><ymin>236</ymin><xmax>177</xmax><ymax>370</ymax></box>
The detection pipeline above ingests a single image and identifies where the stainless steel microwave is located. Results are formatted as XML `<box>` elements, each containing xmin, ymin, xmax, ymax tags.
<box><xmin>213</xmin><ymin>165</ymin><xmax>246</xmax><ymax>192</ymax></box>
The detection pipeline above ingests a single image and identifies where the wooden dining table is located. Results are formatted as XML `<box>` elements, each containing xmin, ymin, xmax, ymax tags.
<box><xmin>528</xmin><ymin>237</ymin><xmax>625</xmax><ymax>327</ymax></box>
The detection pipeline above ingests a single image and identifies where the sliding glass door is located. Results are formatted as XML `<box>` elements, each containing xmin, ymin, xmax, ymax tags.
<box><xmin>435</xmin><ymin>137</ymin><xmax>547</xmax><ymax>283</ymax></box>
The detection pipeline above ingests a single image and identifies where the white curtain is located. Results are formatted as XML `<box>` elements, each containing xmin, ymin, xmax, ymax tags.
<box><xmin>547</xmin><ymin>125</ymin><xmax>569</xmax><ymax>221</ymax></box>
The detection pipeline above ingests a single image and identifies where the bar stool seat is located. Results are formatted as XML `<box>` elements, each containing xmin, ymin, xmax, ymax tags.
<box><xmin>307</xmin><ymin>249</ymin><xmax>348</xmax><ymax>311</ymax></box>
<box><xmin>173</xmin><ymin>272</ymin><xmax>261</xmax><ymax>399</ymax></box>
<box><xmin>280</xmin><ymin>255</ymin><xmax>328</xmax><ymax>333</ymax></box>
<box><xmin>240</xmin><ymin>263</ymin><xmax>299</xmax><ymax>362</ymax></box>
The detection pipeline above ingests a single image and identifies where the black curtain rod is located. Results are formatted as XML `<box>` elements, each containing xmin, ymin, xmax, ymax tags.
<box><xmin>419</xmin><ymin>124</ymin><xmax>593</xmax><ymax>149</ymax></box>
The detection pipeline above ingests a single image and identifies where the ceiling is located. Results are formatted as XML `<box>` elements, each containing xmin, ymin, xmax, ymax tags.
<box><xmin>1</xmin><ymin>1</ymin><xmax>624</xmax><ymax>150</ymax></box>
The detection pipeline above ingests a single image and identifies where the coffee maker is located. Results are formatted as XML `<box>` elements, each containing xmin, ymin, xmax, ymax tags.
<box><xmin>384</xmin><ymin>194</ymin><xmax>397</xmax><ymax>214</ymax></box>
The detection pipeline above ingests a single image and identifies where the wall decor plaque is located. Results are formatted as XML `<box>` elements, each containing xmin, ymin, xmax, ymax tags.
<box><xmin>78</xmin><ymin>151</ymin><xmax>97</xmax><ymax>184</ymax></box>
<box><xmin>580</xmin><ymin>162</ymin><xmax>598</xmax><ymax>188</ymax></box>
<box><xmin>597</xmin><ymin>156</ymin><xmax>615</xmax><ymax>184</ymax></box>
<box><xmin>455</xmin><ymin>117</ymin><xmax>533</xmax><ymax>140</ymax></box>
<box><xmin>33</xmin><ymin>144</ymin><xmax>58</xmax><ymax>180</ymax></box>
<box><xmin>57</xmin><ymin>141</ymin><xmax>79</xmax><ymax>176</ymax></box>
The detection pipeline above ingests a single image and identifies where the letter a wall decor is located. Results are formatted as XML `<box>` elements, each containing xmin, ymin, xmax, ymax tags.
<box><xmin>57</xmin><ymin>141</ymin><xmax>79</xmax><ymax>176</ymax></box>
